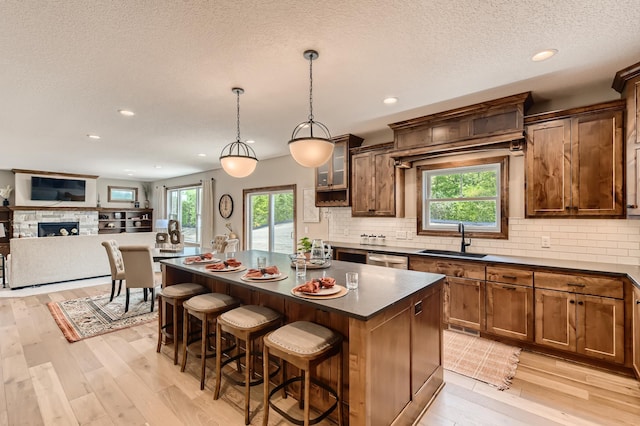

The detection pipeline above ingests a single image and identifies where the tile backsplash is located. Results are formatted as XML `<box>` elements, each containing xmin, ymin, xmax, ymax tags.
<box><xmin>327</xmin><ymin>207</ymin><xmax>640</xmax><ymax>266</ymax></box>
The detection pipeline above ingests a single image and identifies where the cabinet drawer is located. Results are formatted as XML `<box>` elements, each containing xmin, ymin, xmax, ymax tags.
<box><xmin>535</xmin><ymin>271</ymin><xmax>623</xmax><ymax>299</ymax></box>
<box><xmin>486</xmin><ymin>266</ymin><xmax>533</xmax><ymax>287</ymax></box>
<box><xmin>410</xmin><ymin>256</ymin><xmax>484</xmax><ymax>279</ymax></box>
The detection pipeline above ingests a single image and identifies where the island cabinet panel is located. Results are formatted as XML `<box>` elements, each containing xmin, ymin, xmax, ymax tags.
<box><xmin>633</xmin><ymin>286</ymin><xmax>640</xmax><ymax>378</ymax></box>
<box><xmin>485</xmin><ymin>266</ymin><xmax>534</xmax><ymax>341</ymax></box>
<box><xmin>535</xmin><ymin>271</ymin><xmax>625</xmax><ymax>364</ymax></box>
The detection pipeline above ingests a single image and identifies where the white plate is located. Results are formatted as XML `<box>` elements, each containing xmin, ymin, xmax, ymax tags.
<box><xmin>243</xmin><ymin>272</ymin><xmax>282</xmax><ymax>280</ymax></box>
<box><xmin>184</xmin><ymin>256</ymin><xmax>221</xmax><ymax>265</ymax></box>
<box><xmin>298</xmin><ymin>286</ymin><xmax>341</xmax><ymax>296</ymax></box>
<box><xmin>205</xmin><ymin>264</ymin><xmax>243</xmax><ymax>272</ymax></box>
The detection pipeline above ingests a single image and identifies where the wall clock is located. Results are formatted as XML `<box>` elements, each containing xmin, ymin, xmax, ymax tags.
<box><xmin>219</xmin><ymin>193</ymin><xmax>234</xmax><ymax>219</ymax></box>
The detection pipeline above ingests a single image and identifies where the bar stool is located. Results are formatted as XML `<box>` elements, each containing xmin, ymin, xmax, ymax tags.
<box><xmin>156</xmin><ymin>283</ymin><xmax>208</xmax><ymax>364</ymax></box>
<box><xmin>262</xmin><ymin>321</ymin><xmax>343</xmax><ymax>426</ymax></box>
<box><xmin>180</xmin><ymin>292</ymin><xmax>241</xmax><ymax>390</ymax></box>
<box><xmin>213</xmin><ymin>305</ymin><xmax>283</xmax><ymax>425</ymax></box>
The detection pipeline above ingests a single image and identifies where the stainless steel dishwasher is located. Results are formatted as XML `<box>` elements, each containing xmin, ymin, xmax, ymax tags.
<box><xmin>366</xmin><ymin>252</ymin><xmax>408</xmax><ymax>269</ymax></box>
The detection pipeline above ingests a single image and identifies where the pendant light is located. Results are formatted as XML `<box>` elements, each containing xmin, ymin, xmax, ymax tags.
<box><xmin>288</xmin><ymin>49</ymin><xmax>334</xmax><ymax>168</ymax></box>
<box><xmin>219</xmin><ymin>87</ymin><xmax>258</xmax><ymax>178</ymax></box>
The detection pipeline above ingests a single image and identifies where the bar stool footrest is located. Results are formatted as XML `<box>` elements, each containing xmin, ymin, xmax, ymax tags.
<box><xmin>220</xmin><ymin>352</ymin><xmax>280</xmax><ymax>387</ymax></box>
<box><xmin>268</xmin><ymin>376</ymin><xmax>338</xmax><ymax>425</ymax></box>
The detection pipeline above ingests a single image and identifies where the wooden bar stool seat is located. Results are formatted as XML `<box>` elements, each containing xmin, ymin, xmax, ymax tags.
<box><xmin>156</xmin><ymin>283</ymin><xmax>208</xmax><ymax>365</ymax></box>
<box><xmin>181</xmin><ymin>292</ymin><xmax>241</xmax><ymax>390</ymax></box>
<box><xmin>213</xmin><ymin>305</ymin><xmax>283</xmax><ymax>425</ymax></box>
<box><xmin>262</xmin><ymin>321</ymin><xmax>343</xmax><ymax>426</ymax></box>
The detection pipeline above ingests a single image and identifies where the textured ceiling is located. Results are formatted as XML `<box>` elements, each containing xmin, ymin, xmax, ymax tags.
<box><xmin>2</xmin><ymin>0</ymin><xmax>639</xmax><ymax>180</ymax></box>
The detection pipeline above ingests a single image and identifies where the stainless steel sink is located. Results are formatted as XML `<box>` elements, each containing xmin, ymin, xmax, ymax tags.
<box><xmin>417</xmin><ymin>249</ymin><xmax>487</xmax><ymax>259</ymax></box>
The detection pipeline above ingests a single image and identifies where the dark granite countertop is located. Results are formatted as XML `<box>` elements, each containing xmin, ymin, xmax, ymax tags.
<box><xmin>330</xmin><ymin>241</ymin><xmax>640</xmax><ymax>289</ymax></box>
<box><xmin>160</xmin><ymin>250</ymin><xmax>445</xmax><ymax>321</ymax></box>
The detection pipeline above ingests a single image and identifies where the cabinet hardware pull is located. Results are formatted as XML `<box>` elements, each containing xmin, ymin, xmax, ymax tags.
<box><xmin>567</xmin><ymin>283</ymin><xmax>585</xmax><ymax>287</ymax></box>
<box><xmin>578</xmin><ymin>301</ymin><xmax>584</xmax><ymax>305</ymax></box>
<box><xmin>501</xmin><ymin>285</ymin><xmax>517</xmax><ymax>290</ymax></box>
<box><xmin>502</xmin><ymin>275</ymin><xmax>517</xmax><ymax>279</ymax></box>
<box><xmin>569</xmin><ymin>300</ymin><xmax>575</xmax><ymax>304</ymax></box>
<box><xmin>637</xmin><ymin>300</ymin><xmax>640</xmax><ymax>304</ymax></box>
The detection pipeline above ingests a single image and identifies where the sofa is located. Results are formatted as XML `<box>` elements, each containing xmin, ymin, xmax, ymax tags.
<box><xmin>8</xmin><ymin>232</ymin><xmax>155</xmax><ymax>289</ymax></box>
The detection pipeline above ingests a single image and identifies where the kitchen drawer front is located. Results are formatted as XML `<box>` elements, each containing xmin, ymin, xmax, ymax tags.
<box><xmin>486</xmin><ymin>266</ymin><xmax>533</xmax><ymax>287</ymax></box>
<box><xmin>411</xmin><ymin>257</ymin><xmax>484</xmax><ymax>279</ymax></box>
<box><xmin>534</xmin><ymin>271</ymin><xmax>623</xmax><ymax>299</ymax></box>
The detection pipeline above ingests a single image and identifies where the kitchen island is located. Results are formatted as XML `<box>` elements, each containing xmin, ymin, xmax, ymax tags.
<box><xmin>161</xmin><ymin>250</ymin><xmax>445</xmax><ymax>426</ymax></box>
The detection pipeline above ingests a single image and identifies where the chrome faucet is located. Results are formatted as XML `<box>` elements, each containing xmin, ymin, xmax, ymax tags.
<box><xmin>458</xmin><ymin>223</ymin><xmax>471</xmax><ymax>253</ymax></box>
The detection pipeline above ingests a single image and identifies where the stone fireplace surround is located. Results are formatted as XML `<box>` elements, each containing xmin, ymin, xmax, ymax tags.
<box><xmin>12</xmin><ymin>210</ymin><xmax>98</xmax><ymax>237</ymax></box>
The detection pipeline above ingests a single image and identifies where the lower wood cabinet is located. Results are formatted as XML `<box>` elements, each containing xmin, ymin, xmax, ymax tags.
<box><xmin>633</xmin><ymin>286</ymin><xmax>640</xmax><ymax>378</ymax></box>
<box><xmin>410</xmin><ymin>256</ymin><xmax>485</xmax><ymax>331</ymax></box>
<box><xmin>534</xmin><ymin>271</ymin><xmax>625</xmax><ymax>364</ymax></box>
<box><xmin>486</xmin><ymin>266</ymin><xmax>534</xmax><ymax>342</ymax></box>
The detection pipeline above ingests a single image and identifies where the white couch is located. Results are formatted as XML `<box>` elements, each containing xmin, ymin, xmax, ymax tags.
<box><xmin>8</xmin><ymin>233</ymin><xmax>155</xmax><ymax>288</ymax></box>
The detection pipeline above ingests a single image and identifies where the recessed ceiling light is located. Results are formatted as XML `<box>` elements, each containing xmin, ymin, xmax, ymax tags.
<box><xmin>123</xmin><ymin>169</ymin><xmax>135</xmax><ymax>172</ymax></box>
<box><xmin>127</xmin><ymin>173</ymin><xmax>134</xmax><ymax>176</ymax></box>
<box><xmin>383</xmin><ymin>97</ymin><xmax>398</xmax><ymax>105</ymax></box>
<box><xmin>531</xmin><ymin>49</ymin><xmax>558</xmax><ymax>62</ymax></box>
<box><xmin>118</xmin><ymin>109</ymin><xmax>135</xmax><ymax>117</ymax></box>
<box><xmin>87</xmin><ymin>134</ymin><xmax>101</xmax><ymax>140</ymax></box>
<box><xmin>246</xmin><ymin>140</ymin><xmax>255</xmax><ymax>144</ymax></box>
<box><xmin>154</xmin><ymin>165</ymin><xmax>162</xmax><ymax>169</ymax></box>
<box><xmin>197</xmin><ymin>153</ymin><xmax>207</xmax><ymax>157</ymax></box>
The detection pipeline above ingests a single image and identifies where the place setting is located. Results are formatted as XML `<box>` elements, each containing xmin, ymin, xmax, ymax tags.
<box><xmin>240</xmin><ymin>261</ymin><xmax>288</xmax><ymax>282</ymax></box>
<box><xmin>204</xmin><ymin>257</ymin><xmax>246</xmax><ymax>273</ymax></box>
<box><xmin>182</xmin><ymin>252</ymin><xmax>221</xmax><ymax>265</ymax></box>
<box><xmin>291</xmin><ymin>275</ymin><xmax>350</xmax><ymax>299</ymax></box>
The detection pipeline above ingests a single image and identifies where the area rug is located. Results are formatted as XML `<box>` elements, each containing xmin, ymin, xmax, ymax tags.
<box><xmin>47</xmin><ymin>289</ymin><xmax>158</xmax><ymax>343</ymax></box>
<box><xmin>443</xmin><ymin>330</ymin><xmax>522</xmax><ymax>390</ymax></box>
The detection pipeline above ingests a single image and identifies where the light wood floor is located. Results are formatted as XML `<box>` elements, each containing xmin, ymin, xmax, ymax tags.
<box><xmin>0</xmin><ymin>282</ymin><xmax>639</xmax><ymax>425</ymax></box>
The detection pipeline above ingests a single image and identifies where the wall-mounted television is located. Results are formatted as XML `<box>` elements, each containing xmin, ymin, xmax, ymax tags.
<box><xmin>31</xmin><ymin>176</ymin><xmax>86</xmax><ymax>201</ymax></box>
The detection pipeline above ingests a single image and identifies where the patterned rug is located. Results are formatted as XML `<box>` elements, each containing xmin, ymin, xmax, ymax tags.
<box><xmin>47</xmin><ymin>288</ymin><xmax>158</xmax><ymax>342</ymax></box>
<box><xmin>443</xmin><ymin>329</ymin><xmax>522</xmax><ymax>390</ymax></box>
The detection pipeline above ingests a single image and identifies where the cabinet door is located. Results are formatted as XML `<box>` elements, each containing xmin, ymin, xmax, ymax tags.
<box><xmin>351</xmin><ymin>152</ymin><xmax>373</xmax><ymax>215</ymax></box>
<box><xmin>316</xmin><ymin>161</ymin><xmax>330</xmax><ymax>189</ymax></box>
<box><xmin>571</xmin><ymin>110</ymin><xmax>624</xmax><ymax>216</ymax></box>
<box><xmin>445</xmin><ymin>277</ymin><xmax>484</xmax><ymax>330</ymax></box>
<box><xmin>372</xmin><ymin>150</ymin><xmax>396</xmax><ymax>216</ymax></box>
<box><xmin>576</xmin><ymin>294</ymin><xmax>624</xmax><ymax>364</ymax></box>
<box><xmin>330</xmin><ymin>141</ymin><xmax>347</xmax><ymax>189</ymax></box>
<box><xmin>535</xmin><ymin>288</ymin><xmax>576</xmax><ymax>352</ymax></box>
<box><xmin>486</xmin><ymin>282</ymin><xmax>533</xmax><ymax>341</ymax></box>
<box><xmin>634</xmin><ymin>287</ymin><xmax>640</xmax><ymax>378</ymax></box>
<box><xmin>525</xmin><ymin>119</ymin><xmax>571</xmax><ymax>216</ymax></box>
<box><xmin>411</xmin><ymin>286</ymin><xmax>441</xmax><ymax>395</ymax></box>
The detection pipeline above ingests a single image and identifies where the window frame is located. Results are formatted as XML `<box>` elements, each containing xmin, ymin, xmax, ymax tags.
<box><xmin>417</xmin><ymin>155</ymin><xmax>509</xmax><ymax>239</ymax></box>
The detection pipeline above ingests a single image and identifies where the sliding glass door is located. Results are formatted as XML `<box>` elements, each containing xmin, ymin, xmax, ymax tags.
<box><xmin>244</xmin><ymin>185</ymin><xmax>295</xmax><ymax>254</ymax></box>
<box><xmin>166</xmin><ymin>185</ymin><xmax>202</xmax><ymax>245</ymax></box>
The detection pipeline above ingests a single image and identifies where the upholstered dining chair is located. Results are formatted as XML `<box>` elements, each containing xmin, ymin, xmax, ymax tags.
<box><xmin>119</xmin><ymin>245</ymin><xmax>158</xmax><ymax>313</ymax></box>
<box><xmin>211</xmin><ymin>235</ymin><xmax>229</xmax><ymax>253</ymax></box>
<box><xmin>224</xmin><ymin>238</ymin><xmax>239</xmax><ymax>254</ymax></box>
<box><xmin>101</xmin><ymin>240</ymin><xmax>125</xmax><ymax>302</ymax></box>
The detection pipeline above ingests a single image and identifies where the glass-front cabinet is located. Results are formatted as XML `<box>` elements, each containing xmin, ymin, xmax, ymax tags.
<box><xmin>315</xmin><ymin>134</ymin><xmax>363</xmax><ymax>207</ymax></box>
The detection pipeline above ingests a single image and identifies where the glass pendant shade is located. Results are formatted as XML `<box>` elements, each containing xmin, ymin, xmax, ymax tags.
<box><xmin>219</xmin><ymin>87</ymin><xmax>258</xmax><ymax>178</ymax></box>
<box><xmin>288</xmin><ymin>49</ymin><xmax>333</xmax><ymax>168</ymax></box>
<box><xmin>288</xmin><ymin>120</ymin><xmax>334</xmax><ymax>167</ymax></box>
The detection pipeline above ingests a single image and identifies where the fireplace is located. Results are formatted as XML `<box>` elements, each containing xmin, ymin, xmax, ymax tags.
<box><xmin>38</xmin><ymin>222</ymin><xmax>80</xmax><ymax>237</ymax></box>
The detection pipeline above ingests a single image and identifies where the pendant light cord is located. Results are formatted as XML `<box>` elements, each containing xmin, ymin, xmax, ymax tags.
<box><xmin>308</xmin><ymin>54</ymin><xmax>314</xmax><ymax>122</ymax></box>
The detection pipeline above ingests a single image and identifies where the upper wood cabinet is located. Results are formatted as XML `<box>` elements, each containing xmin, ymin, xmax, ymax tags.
<box><xmin>388</xmin><ymin>92</ymin><xmax>532</xmax><ymax>163</ymax></box>
<box><xmin>525</xmin><ymin>100</ymin><xmax>626</xmax><ymax>218</ymax></box>
<box><xmin>613</xmin><ymin>61</ymin><xmax>640</xmax><ymax>215</ymax></box>
<box><xmin>315</xmin><ymin>134</ymin><xmax>363</xmax><ymax>207</ymax></box>
<box><xmin>351</xmin><ymin>142</ymin><xmax>404</xmax><ymax>217</ymax></box>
